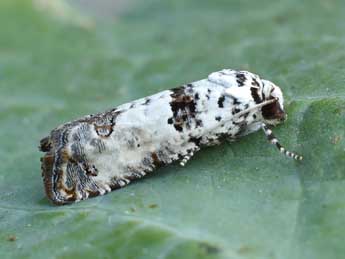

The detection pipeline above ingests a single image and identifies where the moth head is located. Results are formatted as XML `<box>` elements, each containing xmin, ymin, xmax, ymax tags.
<box><xmin>260</xmin><ymin>80</ymin><xmax>286</xmax><ymax>126</ymax></box>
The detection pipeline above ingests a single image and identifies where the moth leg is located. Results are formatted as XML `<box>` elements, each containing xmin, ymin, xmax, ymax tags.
<box><xmin>180</xmin><ymin>147</ymin><xmax>200</xmax><ymax>166</ymax></box>
<box><xmin>261</xmin><ymin>123</ymin><xmax>303</xmax><ymax>160</ymax></box>
<box><xmin>117</xmin><ymin>178</ymin><xmax>130</xmax><ymax>187</ymax></box>
<box><xmin>111</xmin><ymin>173</ymin><xmax>136</xmax><ymax>189</ymax></box>
<box><xmin>132</xmin><ymin>171</ymin><xmax>146</xmax><ymax>178</ymax></box>
<box><xmin>180</xmin><ymin>154</ymin><xmax>192</xmax><ymax>167</ymax></box>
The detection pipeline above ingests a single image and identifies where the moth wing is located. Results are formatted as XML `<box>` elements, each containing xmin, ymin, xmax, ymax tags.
<box><xmin>208</xmin><ymin>69</ymin><xmax>239</xmax><ymax>88</ymax></box>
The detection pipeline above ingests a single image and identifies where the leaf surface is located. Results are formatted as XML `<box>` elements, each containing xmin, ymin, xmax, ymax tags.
<box><xmin>0</xmin><ymin>1</ymin><xmax>344</xmax><ymax>258</ymax></box>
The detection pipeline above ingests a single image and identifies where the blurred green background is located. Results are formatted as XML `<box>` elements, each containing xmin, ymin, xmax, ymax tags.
<box><xmin>0</xmin><ymin>0</ymin><xmax>345</xmax><ymax>258</ymax></box>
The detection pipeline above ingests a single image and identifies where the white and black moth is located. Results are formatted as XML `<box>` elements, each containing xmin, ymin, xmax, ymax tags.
<box><xmin>40</xmin><ymin>69</ymin><xmax>302</xmax><ymax>205</ymax></box>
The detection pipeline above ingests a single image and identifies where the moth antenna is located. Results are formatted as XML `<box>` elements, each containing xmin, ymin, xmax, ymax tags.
<box><xmin>261</xmin><ymin>123</ymin><xmax>303</xmax><ymax>160</ymax></box>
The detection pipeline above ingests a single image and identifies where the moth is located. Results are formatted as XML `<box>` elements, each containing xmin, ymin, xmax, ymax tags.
<box><xmin>40</xmin><ymin>69</ymin><xmax>302</xmax><ymax>205</ymax></box>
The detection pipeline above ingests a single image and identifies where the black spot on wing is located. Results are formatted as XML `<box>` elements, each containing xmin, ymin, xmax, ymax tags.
<box><xmin>170</xmin><ymin>87</ymin><xmax>196</xmax><ymax>116</ymax></box>
<box><xmin>169</xmin><ymin>86</ymin><xmax>198</xmax><ymax>132</ymax></box>
<box><xmin>195</xmin><ymin>119</ymin><xmax>203</xmax><ymax>127</ymax></box>
<box><xmin>236</xmin><ymin>73</ymin><xmax>246</xmax><ymax>86</ymax></box>
<box><xmin>250</xmin><ymin>87</ymin><xmax>261</xmax><ymax>104</ymax></box>
<box><xmin>174</xmin><ymin>124</ymin><xmax>183</xmax><ymax>132</ymax></box>
<box><xmin>218</xmin><ymin>96</ymin><xmax>225</xmax><ymax>108</ymax></box>
<box><xmin>189</xmin><ymin>136</ymin><xmax>202</xmax><ymax>147</ymax></box>
<box><xmin>233</xmin><ymin>98</ymin><xmax>241</xmax><ymax>105</ymax></box>
<box><xmin>252</xmin><ymin>77</ymin><xmax>260</xmax><ymax>87</ymax></box>
<box><xmin>143</xmin><ymin>98</ymin><xmax>151</xmax><ymax>105</ymax></box>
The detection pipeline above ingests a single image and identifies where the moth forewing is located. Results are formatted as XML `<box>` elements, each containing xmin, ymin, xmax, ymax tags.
<box><xmin>40</xmin><ymin>69</ymin><xmax>302</xmax><ymax>205</ymax></box>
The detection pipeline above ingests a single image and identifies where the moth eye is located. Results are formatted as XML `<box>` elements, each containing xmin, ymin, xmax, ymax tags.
<box><xmin>262</xmin><ymin>99</ymin><xmax>285</xmax><ymax>121</ymax></box>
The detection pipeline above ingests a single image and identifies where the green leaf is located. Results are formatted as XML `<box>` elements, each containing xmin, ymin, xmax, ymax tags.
<box><xmin>1</xmin><ymin>0</ymin><xmax>344</xmax><ymax>258</ymax></box>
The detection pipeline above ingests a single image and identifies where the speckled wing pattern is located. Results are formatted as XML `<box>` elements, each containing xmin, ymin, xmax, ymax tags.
<box><xmin>40</xmin><ymin>69</ymin><xmax>301</xmax><ymax>205</ymax></box>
